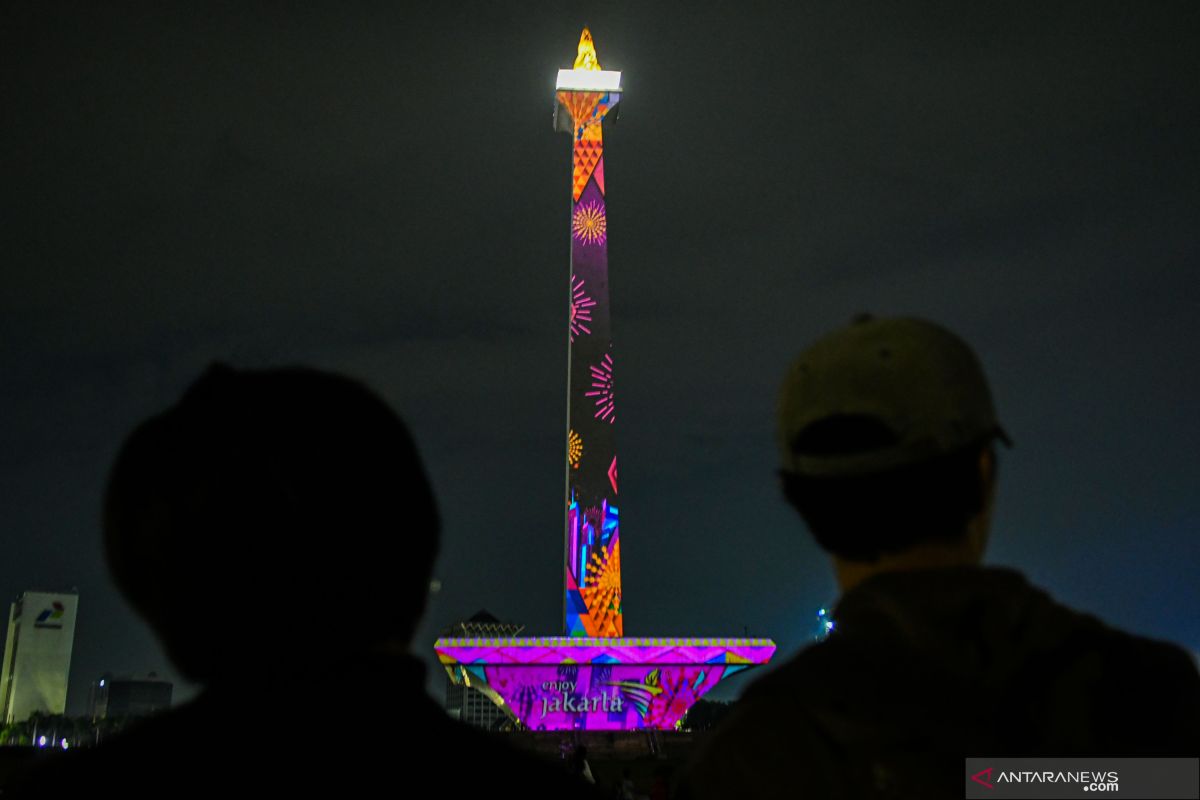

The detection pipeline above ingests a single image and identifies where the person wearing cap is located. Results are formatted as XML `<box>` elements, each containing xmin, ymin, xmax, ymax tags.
<box><xmin>676</xmin><ymin>316</ymin><xmax>1199</xmax><ymax>800</ymax></box>
<box><xmin>8</xmin><ymin>366</ymin><xmax>599</xmax><ymax>798</ymax></box>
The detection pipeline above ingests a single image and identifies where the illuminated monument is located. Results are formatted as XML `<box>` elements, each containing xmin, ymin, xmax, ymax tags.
<box><xmin>435</xmin><ymin>30</ymin><xmax>774</xmax><ymax>731</ymax></box>
<box><xmin>557</xmin><ymin>27</ymin><xmax>623</xmax><ymax>639</ymax></box>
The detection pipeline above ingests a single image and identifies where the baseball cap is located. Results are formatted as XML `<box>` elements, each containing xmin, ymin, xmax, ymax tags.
<box><xmin>778</xmin><ymin>315</ymin><xmax>1011</xmax><ymax>477</ymax></box>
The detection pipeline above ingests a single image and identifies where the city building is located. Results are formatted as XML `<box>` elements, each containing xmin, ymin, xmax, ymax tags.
<box><xmin>1</xmin><ymin>591</ymin><xmax>79</xmax><ymax>724</ymax></box>
<box><xmin>442</xmin><ymin>611</ymin><xmax>523</xmax><ymax>730</ymax></box>
<box><xmin>88</xmin><ymin>673</ymin><xmax>173</xmax><ymax>721</ymax></box>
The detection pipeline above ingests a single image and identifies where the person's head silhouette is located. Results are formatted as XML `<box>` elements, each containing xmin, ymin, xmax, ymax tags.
<box><xmin>777</xmin><ymin>315</ymin><xmax>1010</xmax><ymax>591</ymax></box>
<box><xmin>104</xmin><ymin>365</ymin><xmax>439</xmax><ymax>685</ymax></box>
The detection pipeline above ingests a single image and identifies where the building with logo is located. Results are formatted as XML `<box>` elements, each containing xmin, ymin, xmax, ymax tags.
<box><xmin>1</xmin><ymin>591</ymin><xmax>79</xmax><ymax>724</ymax></box>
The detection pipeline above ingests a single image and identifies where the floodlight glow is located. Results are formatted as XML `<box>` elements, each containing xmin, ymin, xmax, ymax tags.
<box><xmin>556</xmin><ymin>69</ymin><xmax>623</xmax><ymax>93</ymax></box>
<box><xmin>38</xmin><ymin>735</ymin><xmax>46</xmax><ymax>747</ymax></box>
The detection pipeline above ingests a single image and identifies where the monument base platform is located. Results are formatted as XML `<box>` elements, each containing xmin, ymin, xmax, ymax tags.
<box><xmin>434</xmin><ymin>637</ymin><xmax>775</xmax><ymax>731</ymax></box>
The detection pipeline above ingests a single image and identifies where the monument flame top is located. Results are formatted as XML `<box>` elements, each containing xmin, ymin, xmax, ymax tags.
<box><xmin>557</xmin><ymin>28</ymin><xmax>621</xmax><ymax>93</ymax></box>
<box><xmin>574</xmin><ymin>28</ymin><xmax>602</xmax><ymax>70</ymax></box>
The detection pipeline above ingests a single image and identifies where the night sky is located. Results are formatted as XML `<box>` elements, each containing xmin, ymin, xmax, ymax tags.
<box><xmin>3</xmin><ymin>3</ymin><xmax>1197</xmax><ymax>713</ymax></box>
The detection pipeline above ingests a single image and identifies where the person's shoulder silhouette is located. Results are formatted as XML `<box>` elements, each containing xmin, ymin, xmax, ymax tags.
<box><xmin>10</xmin><ymin>365</ymin><xmax>595</xmax><ymax>798</ymax></box>
<box><xmin>678</xmin><ymin>317</ymin><xmax>1200</xmax><ymax>800</ymax></box>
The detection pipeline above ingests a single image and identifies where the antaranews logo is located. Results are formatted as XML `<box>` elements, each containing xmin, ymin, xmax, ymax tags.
<box><xmin>973</xmin><ymin>768</ymin><xmax>1120</xmax><ymax>794</ymax></box>
<box><xmin>969</xmin><ymin>757</ymin><xmax>1196</xmax><ymax>799</ymax></box>
<box><xmin>972</xmin><ymin>768</ymin><xmax>995</xmax><ymax>789</ymax></box>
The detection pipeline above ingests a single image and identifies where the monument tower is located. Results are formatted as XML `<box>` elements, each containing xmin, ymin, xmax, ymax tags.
<box><xmin>434</xmin><ymin>31</ymin><xmax>774</xmax><ymax>732</ymax></box>
<box><xmin>557</xmin><ymin>28</ymin><xmax>623</xmax><ymax>639</ymax></box>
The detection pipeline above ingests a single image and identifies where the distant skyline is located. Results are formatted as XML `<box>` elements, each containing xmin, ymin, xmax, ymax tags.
<box><xmin>2</xmin><ymin>2</ymin><xmax>1197</xmax><ymax>713</ymax></box>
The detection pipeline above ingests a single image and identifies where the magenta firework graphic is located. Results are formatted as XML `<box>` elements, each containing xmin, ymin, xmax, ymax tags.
<box><xmin>585</xmin><ymin>352</ymin><xmax>615</xmax><ymax>422</ymax></box>
<box><xmin>570</xmin><ymin>275</ymin><xmax>596</xmax><ymax>342</ymax></box>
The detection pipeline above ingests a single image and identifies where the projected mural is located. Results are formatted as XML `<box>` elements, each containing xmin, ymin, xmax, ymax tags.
<box><xmin>436</xmin><ymin>639</ymin><xmax>776</xmax><ymax>731</ymax></box>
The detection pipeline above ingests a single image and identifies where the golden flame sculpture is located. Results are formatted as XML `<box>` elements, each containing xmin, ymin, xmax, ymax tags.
<box><xmin>574</xmin><ymin>28</ymin><xmax>602</xmax><ymax>71</ymax></box>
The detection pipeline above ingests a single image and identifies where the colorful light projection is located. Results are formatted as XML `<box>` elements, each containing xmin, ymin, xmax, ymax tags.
<box><xmin>572</xmin><ymin>201</ymin><xmax>607</xmax><ymax>245</ymax></box>
<box><xmin>565</xmin><ymin>494</ymin><xmax>620</xmax><ymax>636</ymax></box>
<box><xmin>568</xmin><ymin>429</ymin><xmax>584</xmax><ymax>469</ymax></box>
<box><xmin>569</xmin><ymin>276</ymin><xmax>595</xmax><ymax>342</ymax></box>
<box><xmin>435</xmin><ymin>639</ymin><xmax>776</xmax><ymax>731</ymax></box>
<box><xmin>557</xmin><ymin>29</ymin><xmax>623</xmax><ymax>639</ymax></box>
<box><xmin>585</xmin><ymin>353</ymin><xmax>616</xmax><ymax>423</ymax></box>
<box><xmin>433</xmin><ymin>30</ymin><xmax>775</xmax><ymax>732</ymax></box>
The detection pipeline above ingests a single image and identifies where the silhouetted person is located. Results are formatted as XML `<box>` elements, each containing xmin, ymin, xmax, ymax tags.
<box><xmin>678</xmin><ymin>316</ymin><xmax>1200</xmax><ymax>799</ymax></box>
<box><xmin>13</xmin><ymin>365</ymin><xmax>596</xmax><ymax>798</ymax></box>
<box><xmin>567</xmin><ymin>744</ymin><xmax>595</xmax><ymax>784</ymax></box>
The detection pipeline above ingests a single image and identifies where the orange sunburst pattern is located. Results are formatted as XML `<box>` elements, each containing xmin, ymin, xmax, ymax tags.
<box><xmin>582</xmin><ymin>540</ymin><xmax>622</xmax><ymax>637</ymax></box>
<box><xmin>572</xmin><ymin>201</ymin><xmax>607</xmax><ymax>245</ymax></box>
<box><xmin>568</xmin><ymin>429</ymin><xmax>583</xmax><ymax>469</ymax></box>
